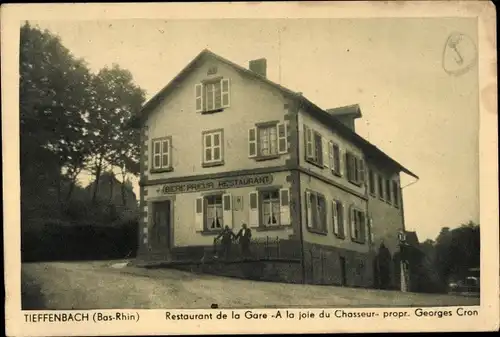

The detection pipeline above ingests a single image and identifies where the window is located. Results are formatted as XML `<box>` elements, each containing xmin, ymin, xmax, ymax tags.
<box><xmin>378</xmin><ymin>175</ymin><xmax>385</xmax><ymax>200</ymax></box>
<box><xmin>202</xmin><ymin>130</ymin><xmax>223</xmax><ymax>166</ymax></box>
<box><xmin>195</xmin><ymin>78</ymin><xmax>230</xmax><ymax>113</ymax></box>
<box><xmin>314</xmin><ymin>133</ymin><xmax>323</xmax><ymax>164</ymax></box>
<box><xmin>152</xmin><ymin>137</ymin><xmax>172</xmax><ymax>171</ymax></box>
<box><xmin>206</xmin><ymin>195</ymin><xmax>223</xmax><ymax>230</ymax></box>
<box><xmin>385</xmin><ymin>179</ymin><xmax>392</xmax><ymax>204</ymax></box>
<box><xmin>248</xmin><ymin>122</ymin><xmax>288</xmax><ymax>159</ymax></box>
<box><xmin>304</xmin><ymin>125</ymin><xmax>323</xmax><ymax>166</ymax></box>
<box><xmin>350</xmin><ymin>207</ymin><xmax>366</xmax><ymax>243</ymax></box>
<box><xmin>248</xmin><ymin>189</ymin><xmax>290</xmax><ymax>227</ymax></box>
<box><xmin>262</xmin><ymin>190</ymin><xmax>280</xmax><ymax>226</ymax></box>
<box><xmin>332</xmin><ymin>200</ymin><xmax>345</xmax><ymax>239</ymax></box>
<box><xmin>306</xmin><ymin>191</ymin><xmax>327</xmax><ymax>233</ymax></box>
<box><xmin>392</xmin><ymin>181</ymin><xmax>400</xmax><ymax>208</ymax></box>
<box><xmin>259</xmin><ymin>125</ymin><xmax>278</xmax><ymax>156</ymax></box>
<box><xmin>194</xmin><ymin>193</ymin><xmax>233</xmax><ymax>232</ymax></box>
<box><xmin>346</xmin><ymin>151</ymin><xmax>365</xmax><ymax>186</ymax></box>
<box><xmin>331</xmin><ymin>143</ymin><xmax>341</xmax><ymax>175</ymax></box>
<box><xmin>368</xmin><ymin>169</ymin><xmax>376</xmax><ymax>196</ymax></box>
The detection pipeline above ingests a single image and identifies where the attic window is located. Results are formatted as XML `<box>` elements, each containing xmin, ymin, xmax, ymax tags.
<box><xmin>195</xmin><ymin>78</ymin><xmax>230</xmax><ymax>113</ymax></box>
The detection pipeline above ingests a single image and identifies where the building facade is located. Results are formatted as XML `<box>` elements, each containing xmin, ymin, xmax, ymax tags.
<box><xmin>132</xmin><ymin>49</ymin><xmax>418</xmax><ymax>290</ymax></box>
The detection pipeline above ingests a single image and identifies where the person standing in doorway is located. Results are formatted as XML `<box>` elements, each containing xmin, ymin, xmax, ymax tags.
<box><xmin>215</xmin><ymin>226</ymin><xmax>235</xmax><ymax>260</ymax></box>
<box><xmin>235</xmin><ymin>221</ymin><xmax>252</xmax><ymax>258</ymax></box>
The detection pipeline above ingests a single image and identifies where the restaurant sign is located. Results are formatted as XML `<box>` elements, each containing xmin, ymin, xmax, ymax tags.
<box><xmin>161</xmin><ymin>174</ymin><xmax>273</xmax><ymax>194</ymax></box>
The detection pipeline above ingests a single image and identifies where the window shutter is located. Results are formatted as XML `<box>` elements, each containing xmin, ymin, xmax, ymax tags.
<box><xmin>305</xmin><ymin>191</ymin><xmax>313</xmax><ymax>228</ymax></box>
<box><xmin>221</xmin><ymin>78</ymin><xmax>230</xmax><ymax>108</ymax></box>
<box><xmin>350</xmin><ymin>206</ymin><xmax>356</xmax><ymax>240</ymax></box>
<box><xmin>277</xmin><ymin>123</ymin><xmax>288</xmax><ymax>154</ymax></box>
<box><xmin>195</xmin><ymin>83</ymin><xmax>203</xmax><ymax>112</ymax></box>
<box><xmin>368</xmin><ymin>217</ymin><xmax>374</xmax><ymax>243</ymax></box>
<box><xmin>249</xmin><ymin>191</ymin><xmax>259</xmax><ymax>227</ymax></box>
<box><xmin>328</xmin><ymin>141</ymin><xmax>334</xmax><ymax>172</ymax></box>
<box><xmin>279</xmin><ymin>188</ymin><xmax>290</xmax><ymax>225</ymax></box>
<box><xmin>161</xmin><ymin>139</ymin><xmax>170</xmax><ymax>168</ymax></box>
<box><xmin>359</xmin><ymin>212</ymin><xmax>366</xmax><ymax>243</ymax></box>
<box><xmin>222</xmin><ymin>194</ymin><xmax>233</xmax><ymax>228</ymax></box>
<box><xmin>322</xmin><ymin>137</ymin><xmax>329</xmax><ymax>168</ymax></box>
<box><xmin>195</xmin><ymin>197</ymin><xmax>204</xmax><ymax>231</ymax></box>
<box><xmin>338</xmin><ymin>148</ymin><xmax>344</xmax><ymax>176</ymax></box>
<box><xmin>359</xmin><ymin>159</ymin><xmax>366</xmax><ymax>185</ymax></box>
<box><xmin>153</xmin><ymin>140</ymin><xmax>161</xmax><ymax>169</ymax></box>
<box><xmin>340</xmin><ymin>203</ymin><xmax>346</xmax><ymax>239</ymax></box>
<box><xmin>346</xmin><ymin>153</ymin><xmax>352</xmax><ymax>181</ymax></box>
<box><xmin>393</xmin><ymin>181</ymin><xmax>400</xmax><ymax>207</ymax></box>
<box><xmin>248</xmin><ymin>128</ymin><xmax>257</xmax><ymax>158</ymax></box>
<box><xmin>305</xmin><ymin>125</ymin><xmax>313</xmax><ymax>160</ymax></box>
<box><xmin>332</xmin><ymin>200</ymin><xmax>339</xmax><ymax>235</ymax></box>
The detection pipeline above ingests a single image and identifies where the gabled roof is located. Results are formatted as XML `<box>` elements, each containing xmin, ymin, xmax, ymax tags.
<box><xmin>132</xmin><ymin>49</ymin><xmax>418</xmax><ymax>179</ymax></box>
<box><xmin>404</xmin><ymin>231</ymin><xmax>420</xmax><ymax>246</ymax></box>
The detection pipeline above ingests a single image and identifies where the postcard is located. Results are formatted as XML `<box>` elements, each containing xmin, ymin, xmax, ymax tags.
<box><xmin>2</xmin><ymin>1</ymin><xmax>498</xmax><ymax>335</ymax></box>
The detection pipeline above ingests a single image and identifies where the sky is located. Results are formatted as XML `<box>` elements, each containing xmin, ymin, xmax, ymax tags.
<box><xmin>29</xmin><ymin>18</ymin><xmax>479</xmax><ymax>241</ymax></box>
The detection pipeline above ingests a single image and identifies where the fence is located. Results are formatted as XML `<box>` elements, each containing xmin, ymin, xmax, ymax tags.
<box><xmin>212</xmin><ymin>236</ymin><xmax>300</xmax><ymax>261</ymax></box>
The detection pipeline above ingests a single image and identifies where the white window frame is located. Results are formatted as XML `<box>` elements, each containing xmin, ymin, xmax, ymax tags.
<box><xmin>249</xmin><ymin>122</ymin><xmax>289</xmax><ymax>159</ymax></box>
<box><xmin>202</xmin><ymin>130</ymin><xmax>223</xmax><ymax>164</ymax></box>
<box><xmin>304</xmin><ymin>125</ymin><xmax>323</xmax><ymax>167</ymax></box>
<box><xmin>258</xmin><ymin>124</ymin><xmax>278</xmax><ymax>157</ymax></box>
<box><xmin>205</xmin><ymin>194</ymin><xmax>224</xmax><ymax>231</ymax></box>
<box><xmin>194</xmin><ymin>78</ymin><xmax>230</xmax><ymax>113</ymax></box>
<box><xmin>152</xmin><ymin>137</ymin><xmax>171</xmax><ymax>170</ymax></box>
<box><xmin>261</xmin><ymin>190</ymin><xmax>281</xmax><ymax>227</ymax></box>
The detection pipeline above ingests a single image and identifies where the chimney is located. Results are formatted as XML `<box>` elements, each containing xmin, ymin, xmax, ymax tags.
<box><xmin>249</xmin><ymin>58</ymin><xmax>267</xmax><ymax>78</ymax></box>
<box><xmin>326</xmin><ymin>104</ymin><xmax>362</xmax><ymax>132</ymax></box>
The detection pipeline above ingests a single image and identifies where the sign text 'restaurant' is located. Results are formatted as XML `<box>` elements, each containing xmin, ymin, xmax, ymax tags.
<box><xmin>162</xmin><ymin>174</ymin><xmax>273</xmax><ymax>194</ymax></box>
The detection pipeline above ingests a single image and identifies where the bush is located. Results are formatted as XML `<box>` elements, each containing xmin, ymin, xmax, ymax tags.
<box><xmin>21</xmin><ymin>218</ymin><xmax>138</xmax><ymax>262</ymax></box>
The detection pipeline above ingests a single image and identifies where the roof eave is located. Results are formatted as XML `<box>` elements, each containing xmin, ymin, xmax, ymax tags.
<box><xmin>297</xmin><ymin>97</ymin><xmax>418</xmax><ymax>179</ymax></box>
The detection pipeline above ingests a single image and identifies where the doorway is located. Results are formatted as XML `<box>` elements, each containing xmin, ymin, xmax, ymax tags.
<box><xmin>150</xmin><ymin>200</ymin><xmax>172</xmax><ymax>251</ymax></box>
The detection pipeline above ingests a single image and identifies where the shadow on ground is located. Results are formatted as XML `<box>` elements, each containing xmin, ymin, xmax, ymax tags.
<box><xmin>21</xmin><ymin>270</ymin><xmax>47</xmax><ymax>310</ymax></box>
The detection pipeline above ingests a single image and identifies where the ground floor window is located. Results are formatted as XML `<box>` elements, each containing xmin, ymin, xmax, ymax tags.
<box><xmin>206</xmin><ymin>195</ymin><xmax>223</xmax><ymax>230</ymax></box>
<box><xmin>306</xmin><ymin>191</ymin><xmax>327</xmax><ymax>233</ymax></box>
<box><xmin>350</xmin><ymin>207</ymin><xmax>366</xmax><ymax>243</ymax></box>
<box><xmin>248</xmin><ymin>188</ymin><xmax>290</xmax><ymax>227</ymax></box>
<box><xmin>195</xmin><ymin>193</ymin><xmax>233</xmax><ymax>232</ymax></box>
<box><xmin>261</xmin><ymin>190</ymin><xmax>280</xmax><ymax>226</ymax></box>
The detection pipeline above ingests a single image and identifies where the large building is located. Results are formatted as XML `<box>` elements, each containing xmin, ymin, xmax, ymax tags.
<box><xmin>131</xmin><ymin>49</ymin><xmax>418</xmax><ymax>290</ymax></box>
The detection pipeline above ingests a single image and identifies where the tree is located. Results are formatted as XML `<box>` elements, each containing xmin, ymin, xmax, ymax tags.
<box><xmin>86</xmin><ymin>64</ymin><xmax>145</xmax><ymax>204</ymax></box>
<box><xmin>20</xmin><ymin>22</ymin><xmax>93</xmax><ymax>215</ymax></box>
<box><xmin>433</xmin><ymin>222</ymin><xmax>480</xmax><ymax>283</ymax></box>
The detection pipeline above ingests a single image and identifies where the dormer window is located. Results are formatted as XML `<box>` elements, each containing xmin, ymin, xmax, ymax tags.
<box><xmin>195</xmin><ymin>78</ymin><xmax>230</xmax><ymax>113</ymax></box>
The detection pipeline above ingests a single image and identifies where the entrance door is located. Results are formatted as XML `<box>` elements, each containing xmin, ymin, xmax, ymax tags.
<box><xmin>150</xmin><ymin>200</ymin><xmax>172</xmax><ymax>251</ymax></box>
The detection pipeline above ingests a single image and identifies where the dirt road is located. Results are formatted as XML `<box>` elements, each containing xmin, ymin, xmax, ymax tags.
<box><xmin>22</xmin><ymin>261</ymin><xmax>480</xmax><ymax>310</ymax></box>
